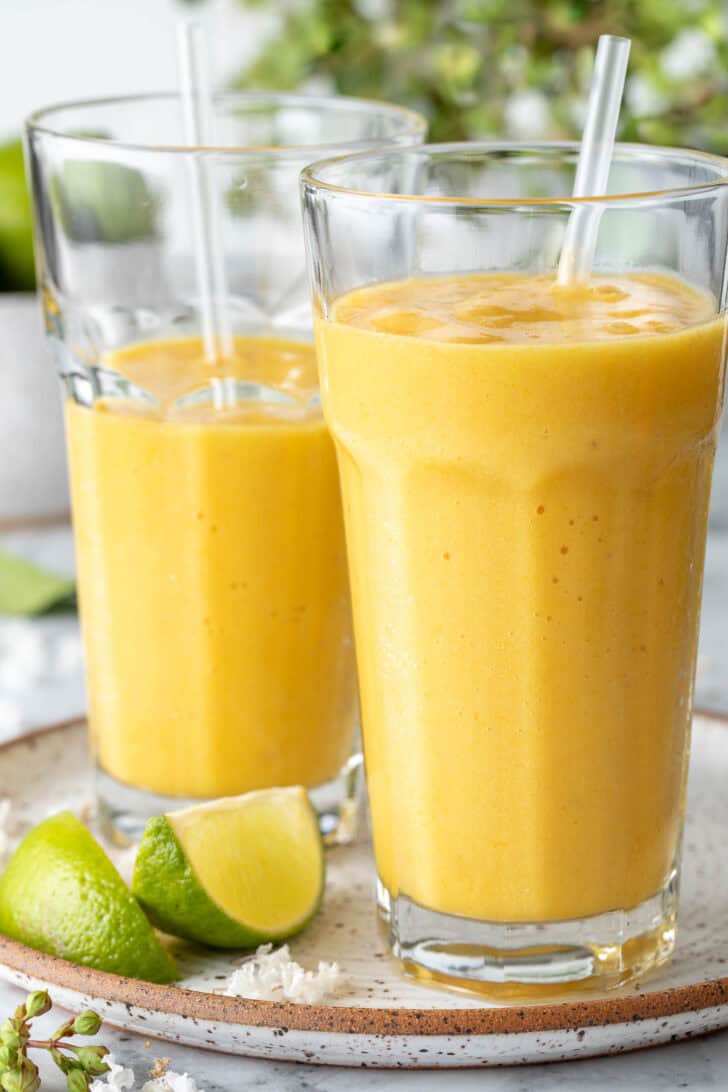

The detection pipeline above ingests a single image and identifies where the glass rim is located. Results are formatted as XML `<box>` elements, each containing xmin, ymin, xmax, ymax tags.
<box><xmin>300</xmin><ymin>140</ymin><xmax>728</xmax><ymax>208</ymax></box>
<box><xmin>25</xmin><ymin>90</ymin><xmax>427</xmax><ymax>157</ymax></box>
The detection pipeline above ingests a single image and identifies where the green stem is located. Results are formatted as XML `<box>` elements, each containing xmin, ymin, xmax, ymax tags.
<box><xmin>25</xmin><ymin>1039</ymin><xmax>75</xmax><ymax>1052</ymax></box>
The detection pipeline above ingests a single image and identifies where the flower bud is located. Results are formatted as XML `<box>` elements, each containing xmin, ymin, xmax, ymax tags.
<box><xmin>50</xmin><ymin>1048</ymin><xmax>78</xmax><ymax>1076</ymax></box>
<box><xmin>72</xmin><ymin>1012</ymin><xmax>102</xmax><ymax>1037</ymax></box>
<box><xmin>74</xmin><ymin>1047</ymin><xmax>109</xmax><ymax>1076</ymax></box>
<box><xmin>66</xmin><ymin>1070</ymin><xmax>89</xmax><ymax>1092</ymax></box>
<box><xmin>23</xmin><ymin>994</ymin><xmax>50</xmax><ymax>1020</ymax></box>
<box><xmin>51</xmin><ymin>1021</ymin><xmax>74</xmax><ymax>1042</ymax></box>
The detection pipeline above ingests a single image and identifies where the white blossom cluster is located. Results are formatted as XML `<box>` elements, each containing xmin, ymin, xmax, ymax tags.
<box><xmin>90</xmin><ymin>1055</ymin><xmax>204</xmax><ymax>1092</ymax></box>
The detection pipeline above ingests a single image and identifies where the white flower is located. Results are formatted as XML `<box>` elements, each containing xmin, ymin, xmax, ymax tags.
<box><xmin>226</xmin><ymin>944</ymin><xmax>343</xmax><ymax>1004</ymax></box>
<box><xmin>92</xmin><ymin>1056</ymin><xmax>205</xmax><ymax>1092</ymax></box>
<box><xmin>661</xmin><ymin>29</ymin><xmax>717</xmax><ymax>81</ymax></box>
<box><xmin>165</xmin><ymin>1077</ymin><xmax>202</xmax><ymax>1092</ymax></box>
<box><xmin>90</xmin><ymin>1054</ymin><xmax>135</xmax><ymax>1092</ymax></box>
<box><xmin>142</xmin><ymin>1074</ymin><xmax>203</xmax><ymax>1092</ymax></box>
<box><xmin>504</xmin><ymin>90</ymin><xmax>549</xmax><ymax>140</ymax></box>
<box><xmin>626</xmin><ymin>75</ymin><xmax>670</xmax><ymax>117</ymax></box>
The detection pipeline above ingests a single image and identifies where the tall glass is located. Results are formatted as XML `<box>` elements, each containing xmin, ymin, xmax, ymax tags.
<box><xmin>26</xmin><ymin>93</ymin><xmax>426</xmax><ymax>843</ymax></box>
<box><xmin>302</xmin><ymin>143</ymin><xmax>728</xmax><ymax>992</ymax></box>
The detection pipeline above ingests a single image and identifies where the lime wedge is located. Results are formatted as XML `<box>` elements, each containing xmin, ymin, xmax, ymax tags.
<box><xmin>0</xmin><ymin>549</ymin><xmax>76</xmax><ymax>615</ymax></box>
<box><xmin>132</xmin><ymin>787</ymin><xmax>324</xmax><ymax>948</ymax></box>
<box><xmin>0</xmin><ymin>812</ymin><xmax>177</xmax><ymax>984</ymax></box>
<box><xmin>0</xmin><ymin>139</ymin><xmax>35</xmax><ymax>291</ymax></box>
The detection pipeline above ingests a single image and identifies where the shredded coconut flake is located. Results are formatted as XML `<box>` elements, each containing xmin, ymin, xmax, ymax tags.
<box><xmin>225</xmin><ymin>944</ymin><xmax>343</xmax><ymax>1004</ymax></box>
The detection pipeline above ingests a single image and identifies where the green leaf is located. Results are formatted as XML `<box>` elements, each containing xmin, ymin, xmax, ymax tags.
<box><xmin>0</xmin><ymin>551</ymin><xmax>76</xmax><ymax>616</ymax></box>
<box><xmin>0</xmin><ymin>139</ymin><xmax>35</xmax><ymax>293</ymax></box>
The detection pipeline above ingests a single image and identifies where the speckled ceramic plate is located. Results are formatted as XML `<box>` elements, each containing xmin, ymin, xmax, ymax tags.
<box><xmin>0</xmin><ymin>716</ymin><xmax>726</xmax><ymax>1068</ymax></box>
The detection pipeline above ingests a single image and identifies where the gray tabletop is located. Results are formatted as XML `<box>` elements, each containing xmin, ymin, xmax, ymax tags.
<box><xmin>1</xmin><ymin>429</ymin><xmax>727</xmax><ymax>1090</ymax></box>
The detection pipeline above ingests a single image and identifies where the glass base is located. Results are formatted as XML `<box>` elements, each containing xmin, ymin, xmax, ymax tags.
<box><xmin>382</xmin><ymin>870</ymin><xmax>678</xmax><ymax>998</ymax></box>
<box><xmin>96</xmin><ymin>753</ymin><xmax>363</xmax><ymax>848</ymax></box>
<box><xmin>376</xmin><ymin>875</ymin><xmax>392</xmax><ymax>921</ymax></box>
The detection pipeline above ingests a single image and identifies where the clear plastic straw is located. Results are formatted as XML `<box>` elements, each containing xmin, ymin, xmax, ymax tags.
<box><xmin>557</xmin><ymin>34</ymin><xmax>631</xmax><ymax>286</ymax></box>
<box><xmin>177</xmin><ymin>21</ymin><xmax>233</xmax><ymax>363</ymax></box>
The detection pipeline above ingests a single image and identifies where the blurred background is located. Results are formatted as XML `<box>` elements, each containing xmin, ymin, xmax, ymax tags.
<box><xmin>0</xmin><ymin>0</ymin><xmax>727</xmax><ymax>731</ymax></box>
<box><xmin>5</xmin><ymin>0</ymin><xmax>728</xmax><ymax>516</ymax></box>
<box><xmin>4</xmin><ymin>0</ymin><xmax>728</xmax><ymax>293</ymax></box>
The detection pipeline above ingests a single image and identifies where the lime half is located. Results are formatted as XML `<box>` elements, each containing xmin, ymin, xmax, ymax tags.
<box><xmin>132</xmin><ymin>787</ymin><xmax>324</xmax><ymax>948</ymax></box>
<box><xmin>0</xmin><ymin>811</ymin><xmax>177</xmax><ymax>983</ymax></box>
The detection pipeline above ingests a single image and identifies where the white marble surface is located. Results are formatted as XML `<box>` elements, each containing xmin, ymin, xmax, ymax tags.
<box><xmin>0</xmin><ymin>430</ymin><xmax>727</xmax><ymax>1088</ymax></box>
<box><xmin>14</xmin><ymin>1020</ymin><xmax>728</xmax><ymax>1092</ymax></box>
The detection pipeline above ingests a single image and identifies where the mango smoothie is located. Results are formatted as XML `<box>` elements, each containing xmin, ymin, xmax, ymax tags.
<box><xmin>66</xmin><ymin>336</ymin><xmax>356</xmax><ymax>800</ymax></box>
<box><xmin>316</xmin><ymin>273</ymin><xmax>726</xmax><ymax>924</ymax></box>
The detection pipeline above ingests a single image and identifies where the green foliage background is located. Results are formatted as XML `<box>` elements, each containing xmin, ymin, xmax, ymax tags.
<box><xmin>231</xmin><ymin>0</ymin><xmax>728</xmax><ymax>152</ymax></box>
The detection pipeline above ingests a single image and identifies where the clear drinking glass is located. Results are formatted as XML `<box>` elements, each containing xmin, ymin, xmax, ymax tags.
<box><xmin>26</xmin><ymin>93</ymin><xmax>426</xmax><ymax>843</ymax></box>
<box><xmin>302</xmin><ymin>143</ymin><xmax>728</xmax><ymax>993</ymax></box>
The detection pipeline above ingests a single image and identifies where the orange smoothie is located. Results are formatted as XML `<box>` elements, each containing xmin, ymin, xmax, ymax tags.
<box><xmin>316</xmin><ymin>273</ymin><xmax>726</xmax><ymax>923</ymax></box>
<box><xmin>66</xmin><ymin>336</ymin><xmax>355</xmax><ymax>799</ymax></box>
